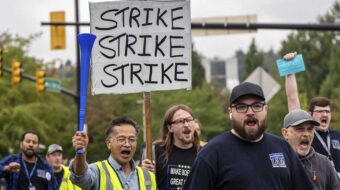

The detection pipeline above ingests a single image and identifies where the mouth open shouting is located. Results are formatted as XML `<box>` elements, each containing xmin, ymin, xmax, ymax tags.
<box><xmin>121</xmin><ymin>149</ymin><xmax>132</xmax><ymax>160</ymax></box>
<box><xmin>113</xmin><ymin>146</ymin><xmax>136</xmax><ymax>166</ymax></box>
<box><xmin>295</xmin><ymin>138</ymin><xmax>312</xmax><ymax>156</ymax></box>
<box><xmin>183</xmin><ymin>127</ymin><xmax>192</xmax><ymax>135</ymax></box>
<box><xmin>315</xmin><ymin>116</ymin><xmax>330</xmax><ymax>132</ymax></box>
<box><xmin>245</xmin><ymin>117</ymin><xmax>258</xmax><ymax>128</ymax></box>
<box><xmin>320</xmin><ymin>117</ymin><xmax>328</xmax><ymax>126</ymax></box>
<box><xmin>299</xmin><ymin>139</ymin><xmax>310</xmax><ymax>150</ymax></box>
<box><xmin>232</xmin><ymin>116</ymin><xmax>267</xmax><ymax>141</ymax></box>
<box><xmin>179</xmin><ymin>127</ymin><xmax>194</xmax><ymax>144</ymax></box>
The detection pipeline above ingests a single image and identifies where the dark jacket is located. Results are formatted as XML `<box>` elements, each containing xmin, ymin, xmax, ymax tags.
<box><xmin>0</xmin><ymin>153</ymin><xmax>58</xmax><ymax>190</ymax></box>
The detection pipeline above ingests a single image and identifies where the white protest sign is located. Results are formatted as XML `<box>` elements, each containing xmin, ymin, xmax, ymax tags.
<box><xmin>89</xmin><ymin>0</ymin><xmax>192</xmax><ymax>95</ymax></box>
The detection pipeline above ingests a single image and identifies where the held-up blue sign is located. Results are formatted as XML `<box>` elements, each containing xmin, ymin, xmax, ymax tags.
<box><xmin>276</xmin><ymin>54</ymin><xmax>305</xmax><ymax>77</ymax></box>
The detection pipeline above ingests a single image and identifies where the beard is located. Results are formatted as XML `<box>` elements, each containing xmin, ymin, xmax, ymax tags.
<box><xmin>180</xmin><ymin>134</ymin><xmax>194</xmax><ymax>144</ymax></box>
<box><xmin>232</xmin><ymin>116</ymin><xmax>267</xmax><ymax>141</ymax></box>
<box><xmin>22</xmin><ymin>148</ymin><xmax>36</xmax><ymax>159</ymax></box>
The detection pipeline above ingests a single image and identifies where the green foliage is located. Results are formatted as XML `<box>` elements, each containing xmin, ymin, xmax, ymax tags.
<box><xmin>0</xmin><ymin>81</ymin><xmax>76</xmax><ymax>156</ymax></box>
<box><xmin>0</xmin><ymin>31</ymin><xmax>229</xmax><ymax>161</ymax></box>
<box><xmin>244</xmin><ymin>38</ymin><xmax>264</xmax><ymax>79</ymax></box>
<box><xmin>84</xmin><ymin>83</ymin><xmax>228</xmax><ymax>162</ymax></box>
<box><xmin>319</xmin><ymin>44</ymin><xmax>340</xmax><ymax>132</ymax></box>
<box><xmin>0</xmin><ymin>32</ymin><xmax>77</xmax><ymax>158</ymax></box>
<box><xmin>151</xmin><ymin>83</ymin><xmax>229</xmax><ymax>141</ymax></box>
<box><xmin>278</xmin><ymin>1</ymin><xmax>340</xmax><ymax>132</ymax></box>
<box><xmin>320</xmin><ymin>44</ymin><xmax>340</xmax><ymax>98</ymax></box>
<box><xmin>0</xmin><ymin>32</ymin><xmax>43</xmax><ymax>75</ymax></box>
<box><xmin>3</xmin><ymin>1</ymin><xmax>340</xmax><ymax>161</ymax></box>
<box><xmin>192</xmin><ymin>47</ymin><xmax>205</xmax><ymax>89</ymax></box>
<box><xmin>280</xmin><ymin>31</ymin><xmax>333</xmax><ymax>99</ymax></box>
<box><xmin>279</xmin><ymin>2</ymin><xmax>340</xmax><ymax>99</ymax></box>
<box><xmin>243</xmin><ymin>2</ymin><xmax>340</xmax><ymax>135</ymax></box>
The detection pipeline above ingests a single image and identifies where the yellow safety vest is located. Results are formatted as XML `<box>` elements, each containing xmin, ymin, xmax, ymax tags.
<box><xmin>95</xmin><ymin>160</ymin><xmax>156</xmax><ymax>190</ymax></box>
<box><xmin>200</xmin><ymin>140</ymin><xmax>207</xmax><ymax>147</ymax></box>
<box><xmin>59</xmin><ymin>165</ymin><xmax>81</xmax><ymax>190</ymax></box>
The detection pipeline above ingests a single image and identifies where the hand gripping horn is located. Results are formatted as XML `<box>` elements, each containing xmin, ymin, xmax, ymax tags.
<box><xmin>77</xmin><ymin>33</ymin><xmax>96</xmax><ymax>155</ymax></box>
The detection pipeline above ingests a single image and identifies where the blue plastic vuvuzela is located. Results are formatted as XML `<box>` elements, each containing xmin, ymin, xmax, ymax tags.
<box><xmin>77</xmin><ymin>33</ymin><xmax>96</xmax><ymax>155</ymax></box>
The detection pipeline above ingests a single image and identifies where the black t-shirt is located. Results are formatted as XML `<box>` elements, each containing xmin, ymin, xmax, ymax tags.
<box><xmin>155</xmin><ymin>144</ymin><xmax>198</xmax><ymax>190</ymax></box>
<box><xmin>54</xmin><ymin>169</ymin><xmax>64</xmax><ymax>187</ymax></box>
<box><xmin>312</xmin><ymin>129</ymin><xmax>340</xmax><ymax>172</ymax></box>
<box><xmin>18</xmin><ymin>160</ymin><xmax>49</xmax><ymax>190</ymax></box>
<box><xmin>183</xmin><ymin>131</ymin><xmax>313</xmax><ymax>190</ymax></box>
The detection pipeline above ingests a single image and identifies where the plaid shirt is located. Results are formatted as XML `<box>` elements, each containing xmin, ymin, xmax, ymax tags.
<box><xmin>0</xmin><ymin>153</ymin><xmax>58</xmax><ymax>190</ymax></box>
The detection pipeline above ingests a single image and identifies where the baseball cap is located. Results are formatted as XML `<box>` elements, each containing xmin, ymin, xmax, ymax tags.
<box><xmin>47</xmin><ymin>144</ymin><xmax>63</xmax><ymax>155</ymax></box>
<box><xmin>283</xmin><ymin>109</ymin><xmax>320</xmax><ymax>128</ymax></box>
<box><xmin>229</xmin><ymin>82</ymin><xmax>265</xmax><ymax>105</ymax></box>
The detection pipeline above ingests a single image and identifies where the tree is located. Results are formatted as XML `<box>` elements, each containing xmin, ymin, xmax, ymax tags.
<box><xmin>192</xmin><ymin>46</ymin><xmax>205</xmax><ymax>89</ymax></box>
<box><xmin>0</xmin><ymin>33</ymin><xmax>77</xmax><ymax>157</ymax></box>
<box><xmin>0</xmin><ymin>31</ymin><xmax>230</xmax><ymax>161</ymax></box>
<box><xmin>84</xmin><ymin>83</ymin><xmax>229</xmax><ymax>161</ymax></box>
<box><xmin>244</xmin><ymin>38</ymin><xmax>264</xmax><ymax>79</ymax></box>
<box><xmin>320</xmin><ymin>44</ymin><xmax>340</xmax><ymax>98</ymax></box>
<box><xmin>279</xmin><ymin>2</ymin><xmax>340</xmax><ymax>99</ymax></box>
<box><xmin>278</xmin><ymin>2</ymin><xmax>340</xmax><ymax>132</ymax></box>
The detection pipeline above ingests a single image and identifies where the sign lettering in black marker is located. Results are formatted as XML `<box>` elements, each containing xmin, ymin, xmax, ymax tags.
<box><xmin>90</xmin><ymin>0</ymin><xmax>191</xmax><ymax>94</ymax></box>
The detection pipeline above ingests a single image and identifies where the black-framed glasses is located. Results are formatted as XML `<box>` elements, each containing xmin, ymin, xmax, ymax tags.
<box><xmin>231</xmin><ymin>102</ymin><xmax>265</xmax><ymax>113</ymax></box>
<box><xmin>171</xmin><ymin>117</ymin><xmax>196</xmax><ymax>126</ymax></box>
<box><xmin>110</xmin><ymin>137</ymin><xmax>137</xmax><ymax>145</ymax></box>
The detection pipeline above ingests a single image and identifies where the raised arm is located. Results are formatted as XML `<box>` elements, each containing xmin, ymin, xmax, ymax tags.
<box><xmin>283</xmin><ymin>52</ymin><xmax>301</xmax><ymax>111</ymax></box>
<box><xmin>72</xmin><ymin>131</ymin><xmax>89</xmax><ymax>175</ymax></box>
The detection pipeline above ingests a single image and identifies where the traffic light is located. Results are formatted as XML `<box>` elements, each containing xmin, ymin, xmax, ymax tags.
<box><xmin>36</xmin><ymin>69</ymin><xmax>45</xmax><ymax>92</ymax></box>
<box><xmin>0</xmin><ymin>48</ymin><xmax>3</xmax><ymax>77</ymax></box>
<box><xmin>50</xmin><ymin>11</ymin><xmax>66</xmax><ymax>50</ymax></box>
<box><xmin>11</xmin><ymin>61</ymin><xmax>21</xmax><ymax>85</ymax></box>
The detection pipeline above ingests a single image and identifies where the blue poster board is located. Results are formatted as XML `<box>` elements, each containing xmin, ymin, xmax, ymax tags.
<box><xmin>276</xmin><ymin>54</ymin><xmax>305</xmax><ymax>77</ymax></box>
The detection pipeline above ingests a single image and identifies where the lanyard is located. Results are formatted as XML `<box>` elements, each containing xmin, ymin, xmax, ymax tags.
<box><xmin>314</xmin><ymin>129</ymin><xmax>335</xmax><ymax>167</ymax></box>
<box><xmin>22</xmin><ymin>159</ymin><xmax>37</xmax><ymax>186</ymax></box>
<box><xmin>314</xmin><ymin>129</ymin><xmax>331</xmax><ymax>156</ymax></box>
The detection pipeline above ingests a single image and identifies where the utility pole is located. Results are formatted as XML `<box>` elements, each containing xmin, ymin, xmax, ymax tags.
<box><xmin>75</xmin><ymin>0</ymin><xmax>80</xmax><ymax>122</ymax></box>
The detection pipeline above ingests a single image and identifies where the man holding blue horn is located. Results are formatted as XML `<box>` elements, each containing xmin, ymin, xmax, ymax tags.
<box><xmin>70</xmin><ymin>116</ymin><xmax>157</xmax><ymax>190</ymax></box>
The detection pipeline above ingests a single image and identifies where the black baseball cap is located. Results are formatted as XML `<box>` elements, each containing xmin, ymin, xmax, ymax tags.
<box><xmin>229</xmin><ymin>82</ymin><xmax>265</xmax><ymax>105</ymax></box>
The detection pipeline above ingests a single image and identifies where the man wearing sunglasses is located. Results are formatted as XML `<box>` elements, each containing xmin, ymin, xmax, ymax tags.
<box><xmin>183</xmin><ymin>82</ymin><xmax>312</xmax><ymax>190</ymax></box>
<box><xmin>70</xmin><ymin>116</ymin><xmax>157</xmax><ymax>190</ymax></box>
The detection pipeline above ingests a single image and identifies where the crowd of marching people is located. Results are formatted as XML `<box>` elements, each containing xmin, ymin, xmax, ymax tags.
<box><xmin>0</xmin><ymin>131</ymin><xmax>79</xmax><ymax>190</ymax></box>
<box><xmin>1</xmin><ymin>52</ymin><xmax>340</xmax><ymax>190</ymax></box>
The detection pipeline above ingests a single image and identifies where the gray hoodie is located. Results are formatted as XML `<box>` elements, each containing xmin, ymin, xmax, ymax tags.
<box><xmin>299</xmin><ymin>147</ymin><xmax>340</xmax><ymax>190</ymax></box>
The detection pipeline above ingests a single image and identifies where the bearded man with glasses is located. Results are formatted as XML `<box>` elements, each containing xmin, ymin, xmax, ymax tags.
<box><xmin>70</xmin><ymin>116</ymin><xmax>157</xmax><ymax>190</ymax></box>
<box><xmin>183</xmin><ymin>82</ymin><xmax>313</xmax><ymax>190</ymax></box>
